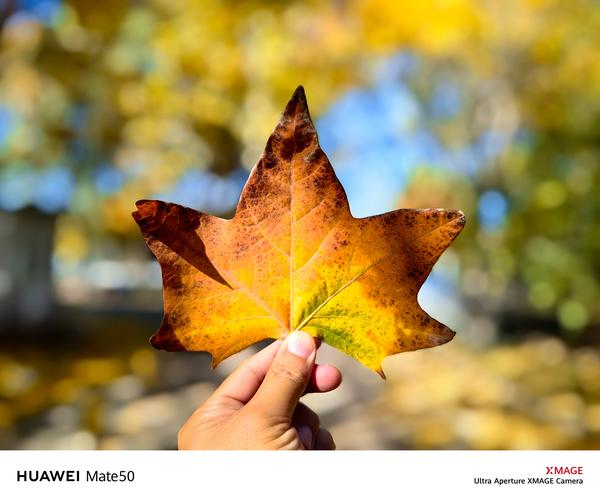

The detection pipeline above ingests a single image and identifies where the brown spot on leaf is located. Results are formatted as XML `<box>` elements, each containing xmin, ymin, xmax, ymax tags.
<box><xmin>150</xmin><ymin>316</ymin><xmax>186</xmax><ymax>351</ymax></box>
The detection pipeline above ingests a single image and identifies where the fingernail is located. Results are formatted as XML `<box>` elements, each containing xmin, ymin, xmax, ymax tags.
<box><xmin>286</xmin><ymin>331</ymin><xmax>314</xmax><ymax>358</ymax></box>
<box><xmin>297</xmin><ymin>425</ymin><xmax>313</xmax><ymax>450</ymax></box>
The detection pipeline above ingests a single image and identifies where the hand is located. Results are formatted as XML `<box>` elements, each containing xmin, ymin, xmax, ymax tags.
<box><xmin>178</xmin><ymin>331</ymin><xmax>342</xmax><ymax>450</ymax></box>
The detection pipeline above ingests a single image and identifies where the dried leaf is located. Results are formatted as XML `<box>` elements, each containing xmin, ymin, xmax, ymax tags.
<box><xmin>133</xmin><ymin>86</ymin><xmax>465</xmax><ymax>376</ymax></box>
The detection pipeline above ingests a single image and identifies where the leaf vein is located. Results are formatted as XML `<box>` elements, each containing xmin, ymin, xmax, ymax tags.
<box><xmin>296</xmin><ymin>250</ymin><xmax>394</xmax><ymax>331</ymax></box>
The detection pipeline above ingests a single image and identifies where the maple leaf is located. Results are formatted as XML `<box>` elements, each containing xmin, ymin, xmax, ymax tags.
<box><xmin>133</xmin><ymin>86</ymin><xmax>465</xmax><ymax>377</ymax></box>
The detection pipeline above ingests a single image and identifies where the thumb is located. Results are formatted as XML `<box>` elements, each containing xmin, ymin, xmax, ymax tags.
<box><xmin>249</xmin><ymin>331</ymin><xmax>316</xmax><ymax>420</ymax></box>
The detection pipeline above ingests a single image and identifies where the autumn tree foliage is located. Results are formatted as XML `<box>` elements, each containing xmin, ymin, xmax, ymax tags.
<box><xmin>0</xmin><ymin>0</ymin><xmax>598</xmax><ymax>332</ymax></box>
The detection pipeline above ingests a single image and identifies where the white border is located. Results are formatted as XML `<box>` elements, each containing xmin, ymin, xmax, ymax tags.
<box><xmin>0</xmin><ymin>450</ymin><xmax>598</xmax><ymax>502</ymax></box>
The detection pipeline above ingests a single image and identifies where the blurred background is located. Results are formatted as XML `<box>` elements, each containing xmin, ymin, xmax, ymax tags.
<box><xmin>0</xmin><ymin>0</ymin><xmax>598</xmax><ymax>449</ymax></box>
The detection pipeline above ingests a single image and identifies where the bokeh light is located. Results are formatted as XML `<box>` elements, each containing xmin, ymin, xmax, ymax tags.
<box><xmin>0</xmin><ymin>0</ymin><xmax>598</xmax><ymax>449</ymax></box>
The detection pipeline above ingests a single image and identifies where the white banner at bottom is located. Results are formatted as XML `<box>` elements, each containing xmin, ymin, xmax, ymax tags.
<box><xmin>0</xmin><ymin>450</ymin><xmax>598</xmax><ymax>502</ymax></box>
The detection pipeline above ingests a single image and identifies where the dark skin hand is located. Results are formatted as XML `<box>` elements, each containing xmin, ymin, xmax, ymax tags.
<box><xmin>178</xmin><ymin>331</ymin><xmax>342</xmax><ymax>450</ymax></box>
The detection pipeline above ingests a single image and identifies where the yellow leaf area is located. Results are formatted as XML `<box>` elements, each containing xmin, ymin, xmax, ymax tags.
<box><xmin>133</xmin><ymin>87</ymin><xmax>465</xmax><ymax>376</ymax></box>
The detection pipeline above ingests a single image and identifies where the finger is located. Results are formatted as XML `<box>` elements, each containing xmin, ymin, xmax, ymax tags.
<box><xmin>314</xmin><ymin>428</ymin><xmax>335</xmax><ymax>450</ymax></box>
<box><xmin>304</xmin><ymin>364</ymin><xmax>342</xmax><ymax>394</ymax></box>
<box><xmin>292</xmin><ymin>402</ymin><xmax>320</xmax><ymax>450</ymax></box>
<box><xmin>210</xmin><ymin>339</ymin><xmax>282</xmax><ymax>406</ymax></box>
<box><xmin>249</xmin><ymin>331</ymin><xmax>316</xmax><ymax>420</ymax></box>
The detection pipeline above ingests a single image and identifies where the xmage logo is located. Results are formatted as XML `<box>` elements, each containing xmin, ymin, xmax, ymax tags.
<box><xmin>545</xmin><ymin>466</ymin><xmax>583</xmax><ymax>475</ymax></box>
